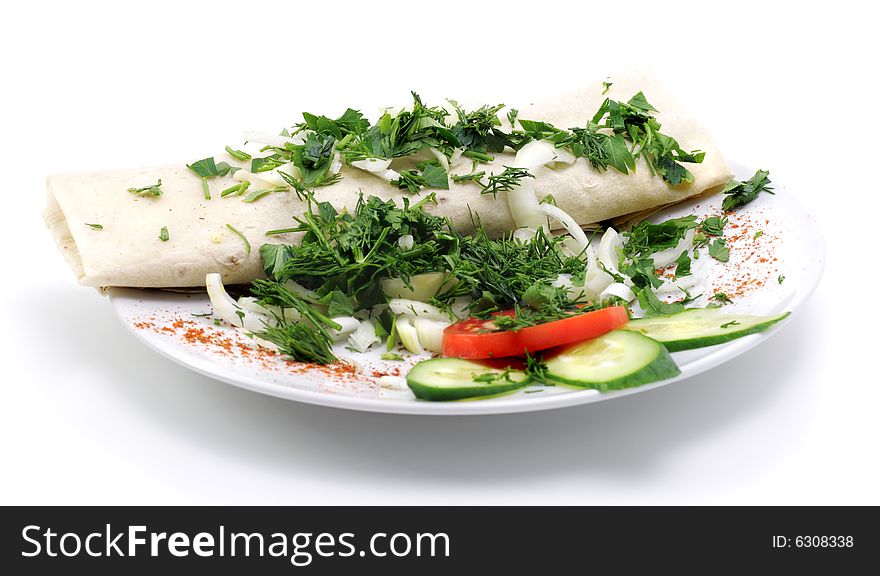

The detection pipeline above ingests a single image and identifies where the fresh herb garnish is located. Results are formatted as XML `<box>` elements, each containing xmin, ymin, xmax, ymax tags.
<box><xmin>720</xmin><ymin>320</ymin><xmax>741</xmax><ymax>329</ymax></box>
<box><xmin>128</xmin><ymin>179</ymin><xmax>163</xmax><ymax>198</ymax></box>
<box><xmin>480</xmin><ymin>166</ymin><xmax>534</xmax><ymax>197</ymax></box>
<box><xmin>225</xmin><ymin>224</ymin><xmax>250</xmax><ymax>256</ymax></box>
<box><xmin>186</xmin><ymin>157</ymin><xmax>233</xmax><ymax>200</ymax></box>
<box><xmin>224</xmin><ymin>146</ymin><xmax>252</xmax><ymax>162</ymax></box>
<box><xmin>601</xmin><ymin>81</ymin><xmax>613</xmax><ymax>95</ymax></box>
<box><xmin>699</xmin><ymin>215</ymin><xmax>727</xmax><ymax>236</ymax></box>
<box><xmin>623</xmin><ymin>216</ymin><xmax>699</xmax><ymax>259</ymax></box>
<box><xmin>159</xmin><ymin>226</ymin><xmax>169</xmax><ymax>242</ymax></box>
<box><xmin>381</xmin><ymin>352</ymin><xmax>404</xmax><ymax>361</ymax></box>
<box><xmin>221</xmin><ymin>181</ymin><xmax>250</xmax><ymax>198</ymax></box>
<box><xmin>778</xmin><ymin>274</ymin><xmax>786</xmax><ymax>284</ymax></box>
<box><xmin>708</xmin><ymin>238</ymin><xmax>730</xmax><ymax>262</ymax></box>
<box><xmin>393</xmin><ymin>163</ymin><xmax>449</xmax><ymax>194</ymax></box>
<box><xmin>250</xmin><ymin>280</ymin><xmax>343</xmax><ymax>364</ymax></box>
<box><xmin>722</xmin><ymin>169</ymin><xmax>773</xmax><ymax>211</ymax></box>
<box><xmin>635</xmin><ymin>287</ymin><xmax>686</xmax><ymax>316</ymax></box>
<box><xmin>674</xmin><ymin>250</ymin><xmax>692</xmax><ymax>278</ymax></box>
<box><xmin>85</xmin><ymin>223</ymin><xmax>103</xmax><ymax>230</ymax></box>
<box><xmin>753</xmin><ymin>230</ymin><xmax>763</xmax><ymax>240</ymax></box>
<box><xmin>711</xmin><ymin>292</ymin><xmax>733</xmax><ymax>304</ymax></box>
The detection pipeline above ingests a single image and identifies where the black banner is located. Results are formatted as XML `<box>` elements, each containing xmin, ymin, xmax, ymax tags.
<box><xmin>1</xmin><ymin>506</ymin><xmax>876</xmax><ymax>572</ymax></box>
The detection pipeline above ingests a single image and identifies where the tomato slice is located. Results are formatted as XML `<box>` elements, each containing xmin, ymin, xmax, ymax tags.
<box><xmin>441</xmin><ymin>311</ymin><xmax>523</xmax><ymax>359</ymax></box>
<box><xmin>442</xmin><ymin>306</ymin><xmax>629</xmax><ymax>359</ymax></box>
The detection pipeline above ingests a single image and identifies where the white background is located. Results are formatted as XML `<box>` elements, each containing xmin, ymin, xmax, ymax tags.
<box><xmin>3</xmin><ymin>0</ymin><xmax>878</xmax><ymax>505</ymax></box>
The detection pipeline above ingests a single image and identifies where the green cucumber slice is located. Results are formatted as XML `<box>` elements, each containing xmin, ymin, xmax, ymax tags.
<box><xmin>545</xmin><ymin>330</ymin><xmax>680</xmax><ymax>391</ymax></box>
<box><xmin>406</xmin><ymin>358</ymin><xmax>530</xmax><ymax>401</ymax></box>
<box><xmin>623</xmin><ymin>308</ymin><xmax>791</xmax><ymax>352</ymax></box>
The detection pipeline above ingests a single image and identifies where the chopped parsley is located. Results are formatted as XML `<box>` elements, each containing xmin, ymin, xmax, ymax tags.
<box><xmin>381</xmin><ymin>352</ymin><xmax>404</xmax><ymax>361</ymax></box>
<box><xmin>720</xmin><ymin>320</ymin><xmax>741</xmax><ymax>329</ymax></box>
<box><xmin>708</xmin><ymin>238</ymin><xmax>730</xmax><ymax>262</ymax></box>
<box><xmin>699</xmin><ymin>215</ymin><xmax>727</xmax><ymax>236</ymax></box>
<box><xmin>159</xmin><ymin>226</ymin><xmax>169</xmax><ymax>242</ymax></box>
<box><xmin>186</xmin><ymin>157</ymin><xmax>233</xmax><ymax>200</ymax></box>
<box><xmin>128</xmin><ymin>179</ymin><xmax>163</xmax><ymax>198</ymax></box>
<box><xmin>85</xmin><ymin>223</ymin><xmax>103</xmax><ymax>230</ymax></box>
<box><xmin>778</xmin><ymin>274</ymin><xmax>786</xmax><ymax>284</ymax></box>
<box><xmin>711</xmin><ymin>292</ymin><xmax>733</xmax><ymax>305</ymax></box>
<box><xmin>722</xmin><ymin>169</ymin><xmax>773</xmax><ymax>211</ymax></box>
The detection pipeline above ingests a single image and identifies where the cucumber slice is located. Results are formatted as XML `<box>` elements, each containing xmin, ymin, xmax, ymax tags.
<box><xmin>623</xmin><ymin>308</ymin><xmax>791</xmax><ymax>352</ymax></box>
<box><xmin>545</xmin><ymin>330</ymin><xmax>680</xmax><ymax>391</ymax></box>
<box><xmin>406</xmin><ymin>358</ymin><xmax>530</xmax><ymax>401</ymax></box>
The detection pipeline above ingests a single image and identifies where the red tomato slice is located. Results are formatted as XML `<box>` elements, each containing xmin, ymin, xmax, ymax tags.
<box><xmin>442</xmin><ymin>306</ymin><xmax>629</xmax><ymax>359</ymax></box>
<box><xmin>515</xmin><ymin>305</ymin><xmax>629</xmax><ymax>353</ymax></box>
<box><xmin>441</xmin><ymin>311</ymin><xmax>523</xmax><ymax>359</ymax></box>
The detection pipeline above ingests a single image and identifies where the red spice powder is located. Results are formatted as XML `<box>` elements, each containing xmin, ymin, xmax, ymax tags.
<box><xmin>133</xmin><ymin>316</ymin><xmax>365</xmax><ymax>384</ymax></box>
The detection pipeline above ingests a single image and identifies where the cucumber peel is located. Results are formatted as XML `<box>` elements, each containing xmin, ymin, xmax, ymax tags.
<box><xmin>544</xmin><ymin>330</ymin><xmax>680</xmax><ymax>391</ymax></box>
<box><xmin>623</xmin><ymin>308</ymin><xmax>791</xmax><ymax>352</ymax></box>
<box><xmin>407</xmin><ymin>358</ymin><xmax>530</xmax><ymax>401</ymax></box>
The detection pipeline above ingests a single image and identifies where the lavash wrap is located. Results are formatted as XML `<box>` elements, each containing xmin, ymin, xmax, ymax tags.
<box><xmin>44</xmin><ymin>73</ymin><xmax>732</xmax><ymax>288</ymax></box>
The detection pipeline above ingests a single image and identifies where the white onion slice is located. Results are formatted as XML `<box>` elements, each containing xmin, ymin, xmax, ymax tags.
<box><xmin>388</xmin><ymin>299</ymin><xmax>448</xmax><ymax>320</ymax></box>
<box><xmin>414</xmin><ymin>317</ymin><xmax>450</xmax><ymax>354</ymax></box>
<box><xmin>652</xmin><ymin>229</ymin><xmax>696</xmax><ymax>267</ymax></box>
<box><xmin>381</xmin><ymin>272</ymin><xmax>449</xmax><ymax>302</ymax></box>
<box><xmin>351</xmin><ymin>158</ymin><xmax>401</xmax><ymax>182</ymax></box>
<box><xmin>329</xmin><ymin>152</ymin><xmax>342</xmax><ymax>175</ymax></box>
<box><xmin>328</xmin><ymin>317</ymin><xmax>360</xmax><ymax>341</ymax></box>
<box><xmin>397</xmin><ymin>234</ymin><xmax>414</xmax><ymax>251</ymax></box>
<box><xmin>539</xmin><ymin>203</ymin><xmax>590</xmax><ymax>253</ymax></box>
<box><xmin>396</xmin><ymin>317</ymin><xmax>423</xmax><ymax>354</ymax></box>
<box><xmin>599</xmin><ymin>282</ymin><xmax>635</xmax><ymax>302</ymax></box>
<box><xmin>598</xmin><ymin>228</ymin><xmax>623</xmax><ymax>278</ymax></box>
<box><xmin>348</xmin><ymin>319</ymin><xmax>380</xmax><ymax>353</ymax></box>
<box><xmin>205</xmin><ymin>273</ymin><xmax>270</xmax><ymax>332</ymax></box>
<box><xmin>582</xmin><ymin>267</ymin><xmax>614</xmax><ymax>298</ymax></box>
<box><xmin>429</xmin><ymin>147</ymin><xmax>450</xmax><ymax>172</ymax></box>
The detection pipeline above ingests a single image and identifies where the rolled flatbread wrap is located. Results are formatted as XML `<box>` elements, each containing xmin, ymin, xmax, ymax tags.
<box><xmin>44</xmin><ymin>72</ymin><xmax>731</xmax><ymax>288</ymax></box>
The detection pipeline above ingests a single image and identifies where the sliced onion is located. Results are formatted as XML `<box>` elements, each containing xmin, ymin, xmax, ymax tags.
<box><xmin>396</xmin><ymin>317</ymin><xmax>423</xmax><ymax>354</ymax></box>
<box><xmin>351</xmin><ymin>158</ymin><xmax>400</xmax><ymax>182</ymax></box>
<box><xmin>205</xmin><ymin>273</ymin><xmax>270</xmax><ymax>332</ymax></box>
<box><xmin>539</xmin><ymin>203</ymin><xmax>590</xmax><ymax>253</ymax></box>
<box><xmin>388</xmin><ymin>298</ymin><xmax>448</xmax><ymax>320</ymax></box>
<box><xmin>256</xmin><ymin>162</ymin><xmax>297</xmax><ymax>186</ymax></box>
<box><xmin>348</xmin><ymin>319</ymin><xmax>380</xmax><ymax>353</ymax></box>
<box><xmin>414</xmin><ymin>317</ymin><xmax>450</xmax><ymax>354</ymax></box>
<box><xmin>513</xmin><ymin>227</ymin><xmax>538</xmax><ymax>243</ymax></box>
<box><xmin>582</xmin><ymin>267</ymin><xmax>614</xmax><ymax>298</ymax></box>
<box><xmin>328</xmin><ymin>317</ymin><xmax>360</xmax><ymax>341</ymax></box>
<box><xmin>449</xmin><ymin>148</ymin><xmax>465</xmax><ymax>169</ymax></box>
<box><xmin>381</xmin><ymin>272</ymin><xmax>449</xmax><ymax>302</ymax></box>
<box><xmin>233</xmin><ymin>170</ymin><xmax>255</xmax><ymax>183</ymax></box>
<box><xmin>429</xmin><ymin>147</ymin><xmax>450</xmax><ymax>172</ymax></box>
<box><xmin>652</xmin><ymin>229</ymin><xmax>696</xmax><ymax>267</ymax></box>
<box><xmin>397</xmin><ymin>234</ymin><xmax>414</xmax><ymax>251</ymax></box>
<box><xmin>329</xmin><ymin>152</ymin><xmax>342</xmax><ymax>175</ymax></box>
<box><xmin>599</xmin><ymin>282</ymin><xmax>635</xmax><ymax>302</ymax></box>
<box><xmin>352</xmin><ymin>157</ymin><xmax>391</xmax><ymax>172</ymax></box>
<box><xmin>598</xmin><ymin>228</ymin><xmax>622</xmax><ymax>275</ymax></box>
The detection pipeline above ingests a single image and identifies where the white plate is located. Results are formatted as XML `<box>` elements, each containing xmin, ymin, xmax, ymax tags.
<box><xmin>110</xmin><ymin>163</ymin><xmax>824</xmax><ymax>415</ymax></box>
